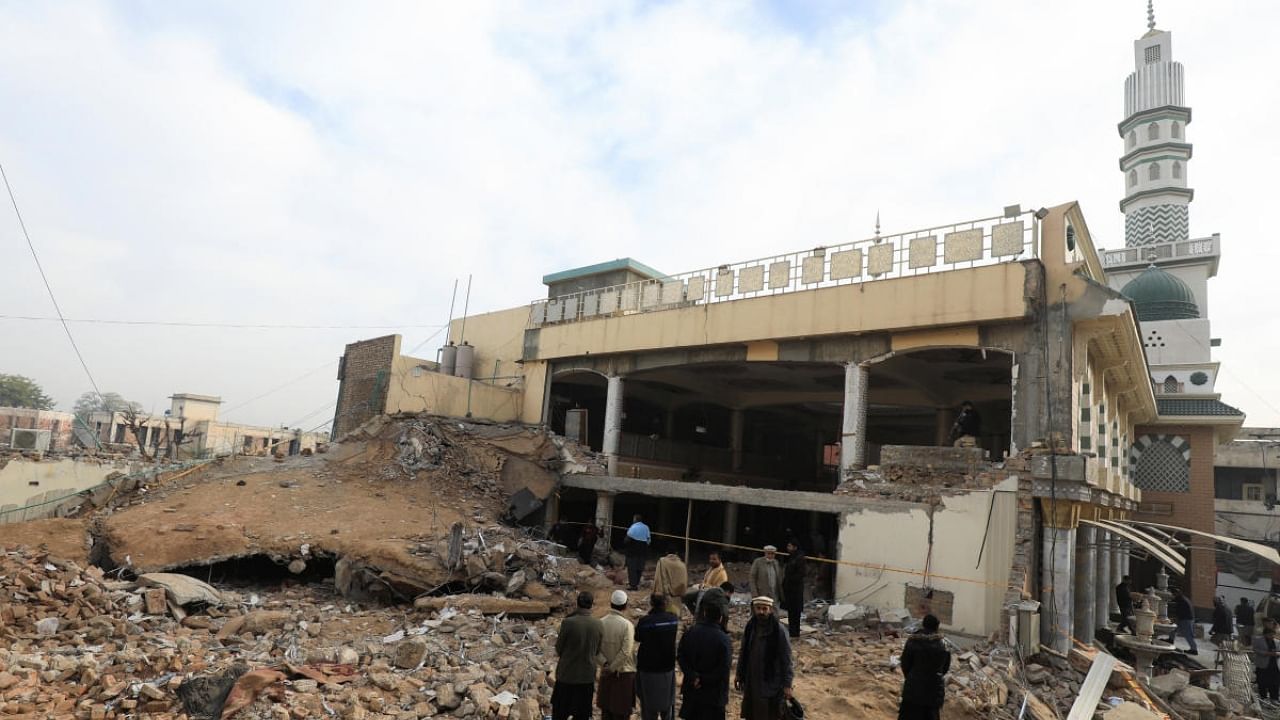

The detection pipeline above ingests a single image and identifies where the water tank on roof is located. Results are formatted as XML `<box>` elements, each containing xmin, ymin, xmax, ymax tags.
<box><xmin>439</xmin><ymin>342</ymin><xmax>457</xmax><ymax>376</ymax></box>
<box><xmin>454</xmin><ymin>342</ymin><xmax>475</xmax><ymax>380</ymax></box>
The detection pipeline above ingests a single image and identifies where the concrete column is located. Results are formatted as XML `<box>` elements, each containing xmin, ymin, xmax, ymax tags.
<box><xmin>730</xmin><ymin>408</ymin><xmax>745</xmax><ymax>473</ymax></box>
<box><xmin>594</xmin><ymin>491</ymin><xmax>615</xmax><ymax>551</ymax></box>
<box><xmin>664</xmin><ymin>408</ymin><xmax>677</xmax><ymax>440</ymax></box>
<box><xmin>1042</xmin><ymin>525</ymin><xmax>1077</xmax><ymax>654</ymax></box>
<box><xmin>1096</xmin><ymin>531</ymin><xmax>1112</xmax><ymax>629</ymax></box>
<box><xmin>1121</xmin><ymin>540</ymin><xmax>1130</xmax><ymax>576</ymax></box>
<box><xmin>723</xmin><ymin>502</ymin><xmax>739</xmax><ymax>548</ymax></box>
<box><xmin>603</xmin><ymin>375</ymin><xmax>624</xmax><ymax>476</ymax></box>
<box><xmin>839</xmin><ymin>362</ymin><xmax>869</xmax><ymax>475</ymax></box>
<box><xmin>1111</xmin><ymin>540</ymin><xmax>1125</xmax><ymax>613</ymax></box>
<box><xmin>1074</xmin><ymin>524</ymin><xmax>1097</xmax><ymax>643</ymax></box>
<box><xmin>543</xmin><ymin>491</ymin><xmax>560</xmax><ymax>532</ymax></box>
<box><xmin>934</xmin><ymin>408</ymin><xmax>955</xmax><ymax>446</ymax></box>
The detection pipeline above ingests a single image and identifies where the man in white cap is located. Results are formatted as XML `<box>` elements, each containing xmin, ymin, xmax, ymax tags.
<box><xmin>735</xmin><ymin>596</ymin><xmax>793</xmax><ymax>720</ymax></box>
<box><xmin>597</xmin><ymin>589</ymin><xmax>637</xmax><ymax>720</ymax></box>
<box><xmin>749</xmin><ymin>546</ymin><xmax>782</xmax><ymax>603</ymax></box>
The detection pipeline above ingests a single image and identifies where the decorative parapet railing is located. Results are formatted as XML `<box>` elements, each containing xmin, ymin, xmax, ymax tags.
<box><xmin>529</xmin><ymin>209</ymin><xmax>1041</xmax><ymax>327</ymax></box>
<box><xmin>1101</xmin><ymin>235</ymin><xmax>1218</xmax><ymax>269</ymax></box>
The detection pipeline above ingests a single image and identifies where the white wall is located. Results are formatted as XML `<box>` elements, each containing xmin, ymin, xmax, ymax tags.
<box><xmin>834</xmin><ymin>476</ymin><xmax>1019</xmax><ymax>637</ymax></box>
<box><xmin>0</xmin><ymin>457</ymin><xmax>137</xmax><ymax>523</ymax></box>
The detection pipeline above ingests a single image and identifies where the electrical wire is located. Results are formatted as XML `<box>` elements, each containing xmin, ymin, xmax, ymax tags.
<box><xmin>2</xmin><ymin>162</ymin><xmax>106</xmax><ymax>406</ymax></box>
<box><xmin>0</xmin><ymin>314</ymin><xmax>445</xmax><ymax>330</ymax></box>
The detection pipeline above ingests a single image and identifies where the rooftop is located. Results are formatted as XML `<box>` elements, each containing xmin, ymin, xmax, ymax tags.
<box><xmin>169</xmin><ymin>394</ymin><xmax>223</xmax><ymax>404</ymax></box>
<box><xmin>541</xmin><ymin>258</ymin><xmax>665</xmax><ymax>286</ymax></box>
<box><xmin>1156</xmin><ymin>398</ymin><xmax>1244</xmax><ymax>417</ymax></box>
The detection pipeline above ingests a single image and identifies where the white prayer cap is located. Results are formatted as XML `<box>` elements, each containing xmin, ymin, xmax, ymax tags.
<box><xmin>763</xmin><ymin>545</ymin><xmax>778</xmax><ymax>552</ymax></box>
<box><xmin>611</xmin><ymin>589</ymin><xmax>629</xmax><ymax>606</ymax></box>
<box><xmin>751</xmin><ymin>596</ymin><xmax>775</xmax><ymax>607</ymax></box>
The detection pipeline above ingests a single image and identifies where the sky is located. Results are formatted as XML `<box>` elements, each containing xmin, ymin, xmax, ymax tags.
<box><xmin>1</xmin><ymin>0</ymin><xmax>1278</xmax><ymax>431</ymax></box>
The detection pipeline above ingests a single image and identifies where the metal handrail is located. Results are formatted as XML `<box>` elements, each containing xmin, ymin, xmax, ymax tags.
<box><xmin>529</xmin><ymin>209</ymin><xmax>1040</xmax><ymax>327</ymax></box>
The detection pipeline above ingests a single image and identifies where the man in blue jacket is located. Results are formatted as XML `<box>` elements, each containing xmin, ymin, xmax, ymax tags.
<box><xmin>625</xmin><ymin>514</ymin><xmax>652</xmax><ymax>590</ymax></box>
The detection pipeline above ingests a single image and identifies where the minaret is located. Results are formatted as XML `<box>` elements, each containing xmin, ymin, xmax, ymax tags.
<box><xmin>1119</xmin><ymin>0</ymin><xmax>1193</xmax><ymax>247</ymax></box>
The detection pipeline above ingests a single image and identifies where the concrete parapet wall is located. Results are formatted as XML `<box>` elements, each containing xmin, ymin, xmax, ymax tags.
<box><xmin>879</xmin><ymin>445</ymin><xmax>988</xmax><ymax>472</ymax></box>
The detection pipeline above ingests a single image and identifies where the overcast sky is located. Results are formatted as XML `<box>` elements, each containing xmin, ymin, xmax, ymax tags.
<box><xmin>2</xmin><ymin>0</ymin><xmax>1277</xmax><ymax>431</ymax></box>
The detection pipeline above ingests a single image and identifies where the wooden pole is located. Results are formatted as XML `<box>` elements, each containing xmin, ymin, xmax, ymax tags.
<box><xmin>684</xmin><ymin>499</ymin><xmax>693</xmax><ymax>565</ymax></box>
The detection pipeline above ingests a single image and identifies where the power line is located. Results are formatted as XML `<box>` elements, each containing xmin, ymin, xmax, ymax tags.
<box><xmin>220</xmin><ymin>359</ymin><xmax>339</xmax><ymax>418</ymax></box>
<box><xmin>2</xmin><ymin>163</ymin><xmax>106</xmax><ymax>404</ymax></box>
<box><xmin>0</xmin><ymin>315</ymin><xmax>446</xmax><ymax>330</ymax></box>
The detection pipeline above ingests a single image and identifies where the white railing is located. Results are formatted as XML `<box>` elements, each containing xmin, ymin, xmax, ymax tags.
<box><xmin>1102</xmin><ymin>235</ymin><xmax>1218</xmax><ymax>268</ymax></box>
<box><xmin>529</xmin><ymin>210</ymin><xmax>1040</xmax><ymax>327</ymax></box>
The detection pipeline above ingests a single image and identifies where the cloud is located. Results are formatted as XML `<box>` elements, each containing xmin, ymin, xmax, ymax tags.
<box><xmin>1</xmin><ymin>0</ymin><xmax>1276</xmax><ymax>427</ymax></box>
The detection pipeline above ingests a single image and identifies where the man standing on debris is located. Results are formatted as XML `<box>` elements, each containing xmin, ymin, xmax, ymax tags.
<box><xmin>1114</xmin><ymin>575</ymin><xmax>1135</xmax><ymax>634</ymax></box>
<box><xmin>735</xmin><ymin>596</ymin><xmax>793</xmax><ymax>720</ymax></box>
<box><xmin>897</xmin><ymin>614</ymin><xmax>952</xmax><ymax>720</ymax></box>
<box><xmin>1238</xmin><ymin>597</ymin><xmax>1257</xmax><ymax>645</ymax></box>
<box><xmin>1255</xmin><ymin>619</ymin><xmax>1280</xmax><ymax>700</ymax></box>
<box><xmin>702</xmin><ymin>551</ymin><xmax>729</xmax><ymax>590</ymax></box>
<box><xmin>579</xmin><ymin>523</ymin><xmax>601</xmax><ymax>566</ymax></box>
<box><xmin>553</xmin><ymin>591</ymin><xmax>605</xmax><ymax>720</ymax></box>
<box><xmin>749</xmin><ymin>546</ymin><xmax>782</xmax><ymax>603</ymax></box>
<box><xmin>655</xmin><ymin>548</ymin><xmax>689</xmax><ymax>617</ymax></box>
<box><xmin>678</xmin><ymin>602</ymin><xmax>733</xmax><ymax>720</ymax></box>
<box><xmin>598</xmin><ymin>589</ymin><xmax>638</xmax><ymax>720</ymax></box>
<box><xmin>781</xmin><ymin>540</ymin><xmax>806</xmax><ymax>639</ymax></box>
<box><xmin>1166</xmin><ymin>587</ymin><xmax>1198</xmax><ymax>655</ymax></box>
<box><xmin>636</xmin><ymin>593</ymin><xmax>680</xmax><ymax>720</ymax></box>
<box><xmin>626</xmin><ymin>514</ymin><xmax>653</xmax><ymax>590</ymax></box>
<box><xmin>948</xmin><ymin>401</ymin><xmax>981</xmax><ymax>447</ymax></box>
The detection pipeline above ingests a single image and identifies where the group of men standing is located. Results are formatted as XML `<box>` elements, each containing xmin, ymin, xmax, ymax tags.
<box><xmin>552</xmin><ymin>588</ymin><xmax>795</xmax><ymax>720</ymax></box>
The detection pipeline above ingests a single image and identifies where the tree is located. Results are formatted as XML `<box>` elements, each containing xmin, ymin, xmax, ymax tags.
<box><xmin>0</xmin><ymin>374</ymin><xmax>55</xmax><ymax>410</ymax></box>
<box><xmin>119</xmin><ymin>405</ymin><xmax>154</xmax><ymax>459</ymax></box>
<box><xmin>72</xmin><ymin>391</ymin><xmax>141</xmax><ymax>422</ymax></box>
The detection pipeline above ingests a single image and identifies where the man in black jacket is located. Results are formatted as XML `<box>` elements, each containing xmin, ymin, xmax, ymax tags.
<box><xmin>781</xmin><ymin>540</ymin><xmax>806</xmax><ymax>639</ymax></box>
<box><xmin>898</xmin><ymin>614</ymin><xmax>952</xmax><ymax>720</ymax></box>
<box><xmin>677</xmin><ymin>603</ymin><xmax>733</xmax><ymax>720</ymax></box>
<box><xmin>735</xmin><ymin>597</ymin><xmax>793</xmax><ymax>720</ymax></box>
<box><xmin>636</xmin><ymin>594</ymin><xmax>679</xmax><ymax>720</ymax></box>
<box><xmin>1237</xmin><ymin>597</ymin><xmax>1257</xmax><ymax>645</ymax></box>
<box><xmin>1166</xmin><ymin>587</ymin><xmax>1199</xmax><ymax>655</ymax></box>
<box><xmin>1115</xmin><ymin>575</ymin><xmax>1135</xmax><ymax>634</ymax></box>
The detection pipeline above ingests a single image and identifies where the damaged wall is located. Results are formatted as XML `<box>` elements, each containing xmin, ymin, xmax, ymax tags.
<box><xmin>0</xmin><ymin>456</ymin><xmax>137</xmax><ymax>523</ymax></box>
<box><xmin>333</xmin><ymin>335</ymin><xmax>400</xmax><ymax>438</ymax></box>
<box><xmin>384</xmin><ymin>356</ymin><xmax>523</xmax><ymax>423</ymax></box>
<box><xmin>834</xmin><ymin>475</ymin><xmax>1019</xmax><ymax>637</ymax></box>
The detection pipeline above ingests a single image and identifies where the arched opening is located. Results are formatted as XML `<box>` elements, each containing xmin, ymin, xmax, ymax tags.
<box><xmin>1127</xmin><ymin>130</ymin><xmax>1137</xmax><ymax>149</ymax></box>
<box><xmin>547</xmin><ymin>371</ymin><xmax>608</xmax><ymax>450</ymax></box>
<box><xmin>1128</xmin><ymin>169</ymin><xmax>1138</xmax><ymax>187</ymax></box>
<box><xmin>864</xmin><ymin>347</ymin><xmax>1014</xmax><ymax>463</ymax></box>
<box><xmin>1147</xmin><ymin>122</ymin><xmax>1160</xmax><ymax>141</ymax></box>
<box><xmin>1148</xmin><ymin>162</ymin><xmax>1161</xmax><ymax>181</ymax></box>
<box><xmin>1163</xmin><ymin>375</ymin><xmax>1179</xmax><ymax>394</ymax></box>
<box><xmin>1171</xmin><ymin>120</ymin><xmax>1182</xmax><ymax>139</ymax></box>
<box><xmin>1172</xmin><ymin>160</ymin><xmax>1182</xmax><ymax>179</ymax></box>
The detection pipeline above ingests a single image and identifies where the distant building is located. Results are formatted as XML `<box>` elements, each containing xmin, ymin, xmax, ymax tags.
<box><xmin>89</xmin><ymin>393</ymin><xmax>326</xmax><ymax>459</ymax></box>
<box><xmin>0</xmin><ymin>407</ymin><xmax>78</xmax><ymax>452</ymax></box>
<box><xmin>1214</xmin><ymin>428</ymin><xmax>1280</xmax><ymax>606</ymax></box>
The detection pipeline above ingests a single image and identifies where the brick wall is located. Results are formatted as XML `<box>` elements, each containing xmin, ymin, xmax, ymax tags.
<box><xmin>1133</xmin><ymin>424</ymin><xmax>1217</xmax><ymax>609</ymax></box>
<box><xmin>332</xmin><ymin>335</ymin><xmax>400</xmax><ymax>438</ymax></box>
<box><xmin>0</xmin><ymin>408</ymin><xmax>77</xmax><ymax>451</ymax></box>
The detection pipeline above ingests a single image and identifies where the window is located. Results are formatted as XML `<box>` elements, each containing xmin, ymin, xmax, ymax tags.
<box><xmin>1130</xmin><ymin>434</ymin><xmax>1192</xmax><ymax>493</ymax></box>
<box><xmin>1172</xmin><ymin>161</ymin><xmax>1182</xmax><ymax>179</ymax></box>
<box><xmin>1148</xmin><ymin>122</ymin><xmax>1160</xmax><ymax>141</ymax></box>
<box><xmin>1128</xmin><ymin>169</ymin><xmax>1138</xmax><ymax>187</ymax></box>
<box><xmin>1244</xmin><ymin>484</ymin><xmax>1265</xmax><ymax>502</ymax></box>
<box><xmin>1163</xmin><ymin>375</ymin><xmax>1179</xmax><ymax>393</ymax></box>
<box><xmin>1149</xmin><ymin>163</ymin><xmax>1161</xmax><ymax>181</ymax></box>
<box><xmin>1145</xmin><ymin>45</ymin><xmax>1161</xmax><ymax>64</ymax></box>
<box><xmin>1127</xmin><ymin>130</ymin><xmax>1137</xmax><ymax>149</ymax></box>
<box><xmin>1171</xmin><ymin>120</ymin><xmax>1182</xmax><ymax>139</ymax></box>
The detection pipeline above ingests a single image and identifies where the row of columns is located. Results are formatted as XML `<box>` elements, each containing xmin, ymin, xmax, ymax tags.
<box><xmin>572</xmin><ymin>489</ymin><xmax>744</xmax><ymax>553</ymax></box>
<box><xmin>601</xmin><ymin>366</ymin><xmax>871</xmax><ymax>478</ymax></box>
<box><xmin>1042</xmin><ymin>508</ymin><xmax>1133</xmax><ymax>654</ymax></box>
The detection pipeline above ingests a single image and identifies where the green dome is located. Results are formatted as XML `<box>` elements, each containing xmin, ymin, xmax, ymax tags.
<box><xmin>1121</xmin><ymin>265</ymin><xmax>1200</xmax><ymax>321</ymax></box>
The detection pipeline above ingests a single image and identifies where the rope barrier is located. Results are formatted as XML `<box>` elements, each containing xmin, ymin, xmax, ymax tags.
<box><xmin>557</xmin><ymin>520</ymin><xmax>1024</xmax><ymax>591</ymax></box>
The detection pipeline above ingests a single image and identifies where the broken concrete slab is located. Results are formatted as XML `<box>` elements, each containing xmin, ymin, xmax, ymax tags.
<box><xmin>412</xmin><ymin>596</ymin><xmax>552</xmax><ymax>616</ymax></box>
<box><xmin>1103</xmin><ymin>703</ymin><xmax>1161</xmax><ymax>719</ymax></box>
<box><xmin>138</xmin><ymin>572</ymin><xmax>223</xmax><ymax>606</ymax></box>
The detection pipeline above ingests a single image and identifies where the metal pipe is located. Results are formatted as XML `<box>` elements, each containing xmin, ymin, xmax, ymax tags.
<box><xmin>458</xmin><ymin>274</ymin><xmax>472</xmax><ymax>344</ymax></box>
